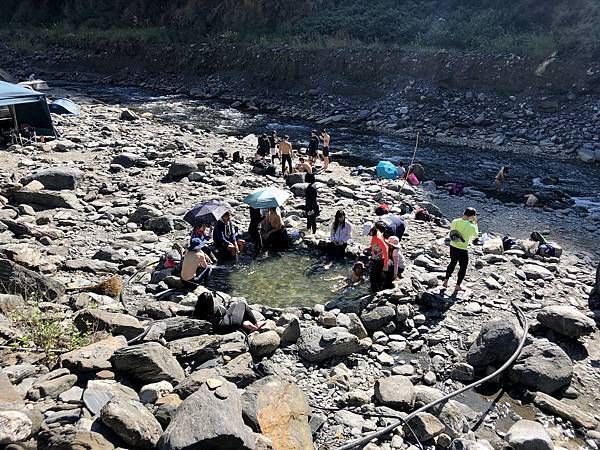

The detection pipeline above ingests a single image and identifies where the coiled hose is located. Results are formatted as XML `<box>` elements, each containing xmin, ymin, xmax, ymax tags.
<box><xmin>334</xmin><ymin>302</ymin><xmax>529</xmax><ymax>450</ymax></box>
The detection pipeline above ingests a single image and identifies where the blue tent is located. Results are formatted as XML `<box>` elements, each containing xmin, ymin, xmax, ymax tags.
<box><xmin>0</xmin><ymin>81</ymin><xmax>55</xmax><ymax>136</ymax></box>
<box><xmin>50</xmin><ymin>98</ymin><xmax>80</xmax><ymax>116</ymax></box>
<box><xmin>376</xmin><ymin>161</ymin><xmax>399</xmax><ymax>180</ymax></box>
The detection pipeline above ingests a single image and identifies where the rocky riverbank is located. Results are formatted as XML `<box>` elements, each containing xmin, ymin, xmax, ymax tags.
<box><xmin>0</xmin><ymin>98</ymin><xmax>599</xmax><ymax>450</ymax></box>
<box><xmin>3</xmin><ymin>40</ymin><xmax>600</xmax><ymax>170</ymax></box>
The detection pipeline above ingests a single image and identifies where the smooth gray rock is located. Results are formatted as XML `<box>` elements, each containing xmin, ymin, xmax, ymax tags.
<box><xmin>248</xmin><ymin>330</ymin><xmax>280</xmax><ymax>358</ymax></box>
<box><xmin>101</xmin><ymin>396</ymin><xmax>162</xmax><ymax>449</ymax></box>
<box><xmin>83</xmin><ymin>379</ymin><xmax>139</xmax><ymax>416</ymax></box>
<box><xmin>37</xmin><ymin>428</ymin><xmax>115</xmax><ymax>450</ymax></box>
<box><xmin>374</xmin><ymin>375</ymin><xmax>415</xmax><ymax>411</ymax></box>
<box><xmin>466</xmin><ymin>319</ymin><xmax>519</xmax><ymax>368</ymax></box>
<box><xmin>20</xmin><ymin>167</ymin><xmax>83</xmax><ymax>191</ymax></box>
<box><xmin>13</xmin><ymin>189</ymin><xmax>81</xmax><ymax>209</ymax></box>
<box><xmin>158</xmin><ymin>378</ymin><xmax>254</xmax><ymax>450</ymax></box>
<box><xmin>129</xmin><ymin>204</ymin><xmax>163</xmax><ymax>224</ymax></box>
<box><xmin>111</xmin><ymin>342</ymin><xmax>185</xmax><ymax>384</ymax></box>
<box><xmin>59</xmin><ymin>335</ymin><xmax>127</xmax><ymax>373</ymax></box>
<box><xmin>508</xmin><ymin>338</ymin><xmax>573</xmax><ymax>393</ymax></box>
<box><xmin>74</xmin><ymin>308</ymin><xmax>144</xmax><ymax>341</ymax></box>
<box><xmin>505</xmin><ymin>419</ymin><xmax>553</xmax><ymax>450</ymax></box>
<box><xmin>360</xmin><ymin>305</ymin><xmax>396</xmax><ymax>333</ymax></box>
<box><xmin>522</xmin><ymin>264</ymin><xmax>553</xmax><ymax>280</ymax></box>
<box><xmin>537</xmin><ymin>305</ymin><xmax>596</xmax><ymax>338</ymax></box>
<box><xmin>168</xmin><ymin>158</ymin><xmax>198</xmax><ymax>178</ymax></box>
<box><xmin>112</xmin><ymin>151</ymin><xmax>143</xmax><ymax>167</ymax></box>
<box><xmin>297</xmin><ymin>326</ymin><xmax>360</xmax><ymax>363</ymax></box>
<box><xmin>144</xmin><ymin>216</ymin><xmax>175</xmax><ymax>235</ymax></box>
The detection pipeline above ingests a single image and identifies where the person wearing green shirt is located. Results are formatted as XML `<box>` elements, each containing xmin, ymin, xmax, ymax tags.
<box><xmin>443</xmin><ymin>207</ymin><xmax>479</xmax><ymax>293</ymax></box>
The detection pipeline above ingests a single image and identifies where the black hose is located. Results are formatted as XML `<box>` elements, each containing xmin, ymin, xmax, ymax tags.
<box><xmin>334</xmin><ymin>302</ymin><xmax>529</xmax><ymax>450</ymax></box>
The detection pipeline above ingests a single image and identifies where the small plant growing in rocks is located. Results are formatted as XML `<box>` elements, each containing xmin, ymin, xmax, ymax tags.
<box><xmin>8</xmin><ymin>305</ymin><xmax>95</xmax><ymax>365</ymax></box>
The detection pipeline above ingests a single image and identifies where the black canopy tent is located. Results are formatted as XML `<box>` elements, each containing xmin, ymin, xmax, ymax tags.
<box><xmin>0</xmin><ymin>81</ymin><xmax>55</xmax><ymax>138</ymax></box>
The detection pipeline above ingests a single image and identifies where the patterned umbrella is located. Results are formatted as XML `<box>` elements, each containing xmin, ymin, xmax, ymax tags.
<box><xmin>183</xmin><ymin>199</ymin><xmax>232</xmax><ymax>226</ymax></box>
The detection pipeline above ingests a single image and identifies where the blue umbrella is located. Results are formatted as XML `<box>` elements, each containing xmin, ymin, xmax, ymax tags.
<box><xmin>183</xmin><ymin>199</ymin><xmax>232</xmax><ymax>226</ymax></box>
<box><xmin>243</xmin><ymin>186</ymin><xmax>291</xmax><ymax>209</ymax></box>
<box><xmin>376</xmin><ymin>161</ymin><xmax>400</xmax><ymax>180</ymax></box>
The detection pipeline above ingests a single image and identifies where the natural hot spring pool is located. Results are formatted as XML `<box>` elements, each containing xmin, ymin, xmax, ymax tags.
<box><xmin>207</xmin><ymin>248</ymin><xmax>368</xmax><ymax>308</ymax></box>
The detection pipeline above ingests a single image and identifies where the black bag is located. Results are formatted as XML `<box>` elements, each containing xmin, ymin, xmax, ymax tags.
<box><xmin>232</xmin><ymin>151</ymin><xmax>242</xmax><ymax>163</ymax></box>
<box><xmin>193</xmin><ymin>291</ymin><xmax>215</xmax><ymax>322</ymax></box>
<box><xmin>265</xmin><ymin>164</ymin><xmax>276</xmax><ymax>176</ymax></box>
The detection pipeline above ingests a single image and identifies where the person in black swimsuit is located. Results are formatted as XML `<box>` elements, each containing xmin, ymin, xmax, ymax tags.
<box><xmin>305</xmin><ymin>173</ymin><xmax>319</xmax><ymax>234</ymax></box>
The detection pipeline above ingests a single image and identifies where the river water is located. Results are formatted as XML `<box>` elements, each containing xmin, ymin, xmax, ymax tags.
<box><xmin>57</xmin><ymin>82</ymin><xmax>600</xmax><ymax>207</ymax></box>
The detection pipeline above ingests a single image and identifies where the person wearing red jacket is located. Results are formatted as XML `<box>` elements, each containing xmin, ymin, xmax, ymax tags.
<box><xmin>369</xmin><ymin>222</ymin><xmax>389</xmax><ymax>292</ymax></box>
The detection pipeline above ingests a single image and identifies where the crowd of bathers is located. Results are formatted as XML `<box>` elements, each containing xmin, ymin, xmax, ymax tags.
<box><xmin>158</xmin><ymin>128</ymin><xmax>483</xmax><ymax>309</ymax></box>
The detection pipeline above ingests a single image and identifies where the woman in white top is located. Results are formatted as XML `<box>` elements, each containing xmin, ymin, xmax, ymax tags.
<box><xmin>329</xmin><ymin>210</ymin><xmax>352</xmax><ymax>257</ymax></box>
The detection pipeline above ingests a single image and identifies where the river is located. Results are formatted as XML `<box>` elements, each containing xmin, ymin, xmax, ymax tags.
<box><xmin>54</xmin><ymin>82</ymin><xmax>600</xmax><ymax>210</ymax></box>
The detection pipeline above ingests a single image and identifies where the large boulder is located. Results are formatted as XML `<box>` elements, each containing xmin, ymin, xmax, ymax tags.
<box><xmin>38</xmin><ymin>428</ymin><xmax>114</xmax><ymax>450</ymax></box>
<box><xmin>508</xmin><ymin>338</ymin><xmax>573</xmax><ymax>393</ymax></box>
<box><xmin>111</xmin><ymin>152</ymin><xmax>143</xmax><ymax>168</ymax></box>
<box><xmin>111</xmin><ymin>342</ymin><xmax>185</xmax><ymax>384</ymax></box>
<box><xmin>74</xmin><ymin>309</ymin><xmax>145</xmax><ymax>341</ymax></box>
<box><xmin>360</xmin><ymin>305</ymin><xmax>396</xmax><ymax>333</ymax></box>
<box><xmin>466</xmin><ymin>319</ymin><xmax>519</xmax><ymax>368</ymax></box>
<box><xmin>13</xmin><ymin>189</ymin><xmax>81</xmax><ymax>209</ymax></box>
<box><xmin>101</xmin><ymin>396</ymin><xmax>162</xmax><ymax>449</ymax></box>
<box><xmin>248</xmin><ymin>331</ymin><xmax>280</xmax><ymax>358</ymax></box>
<box><xmin>129</xmin><ymin>204</ymin><xmax>163</xmax><ymax>224</ymax></box>
<box><xmin>59</xmin><ymin>335</ymin><xmax>127</xmax><ymax>373</ymax></box>
<box><xmin>0</xmin><ymin>258</ymin><xmax>65</xmax><ymax>300</ymax></box>
<box><xmin>255</xmin><ymin>378</ymin><xmax>313</xmax><ymax>449</ymax></box>
<box><xmin>168</xmin><ymin>158</ymin><xmax>198</xmax><ymax>178</ymax></box>
<box><xmin>374</xmin><ymin>375</ymin><xmax>415</xmax><ymax>411</ymax></box>
<box><xmin>404</xmin><ymin>412</ymin><xmax>445</xmax><ymax>441</ymax></box>
<box><xmin>158</xmin><ymin>378</ymin><xmax>255</xmax><ymax>450</ymax></box>
<box><xmin>0</xmin><ymin>407</ymin><xmax>42</xmax><ymax>445</ymax></box>
<box><xmin>505</xmin><ymin>419</ymin><xmax>553</xmax><ymax>450</ymax></box>
<box><xmin>537</xmin><ymin>305</ymin><xmax>596</xmax><ymax>338</ymax></box>
<box><xmin>20</xmin><ymin>167</ymin><xmax>83</xmax><ymax>191</ymax></box>
<box><xmin>297</xmin><ymin>326</ymin><xmax>360</xmax><ymax>363</ymax></box>
<box><xmin>83</xmin><ymin>379</ymin><xmax>139</xmax><ymax>416</ymax></box>
<box><xmin>522</xmin><ymin>264</ymin><xmax>553</xmax><ymax>281</ymax></box>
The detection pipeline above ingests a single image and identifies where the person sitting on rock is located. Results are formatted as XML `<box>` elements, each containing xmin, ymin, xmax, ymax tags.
<box><xmin>260</xmin><ymin>207</ymin><xmax>288</xmax><ymax>250</ymax></box>
<box><xmin>295</xmin><ymin>156</ymin><xmax>313</xmax><ymax>174</ymax></box>
<box><xmin>180</xmin><ymin>238</ymin><xmax>213</xmax><ymax>287</ymax></box>
<box><xmin>214</xmin><ymin>211</ymin><xmax>245</xmax><ymax>260</ymax></box>
<box><xmin>397</xmin><ymin>160</ymin><xmax>406</xmax><ymax>179</ymax></box>
<box><xmin>190</xmin><ymin>222</ymin><xmax>217</xmax><ymax>262</ymax></box>
<box><xmin>328</xmin><ymin>209</ymin><xmax>352</xmax><ymax>257</ymax></box>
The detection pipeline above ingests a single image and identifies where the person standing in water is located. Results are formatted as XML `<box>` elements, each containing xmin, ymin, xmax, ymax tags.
<box><xmin>320</xmin><ymin>129</ymin><xmax>331</xmax><ymax>170</ymax></box>
<box><xmin>495</xmin><ymin>165</ymin><xmax>509</xmax><ymax>192</ymax></box>
<box><xmin>305</xmin><ymin>173</ymin><xmax>319</xmax><ymax>234</ymax></box>
<box><xmin>443</xmin><ymin>207</ymin><xmax>479</xmax><ymax>294</ymax></box>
